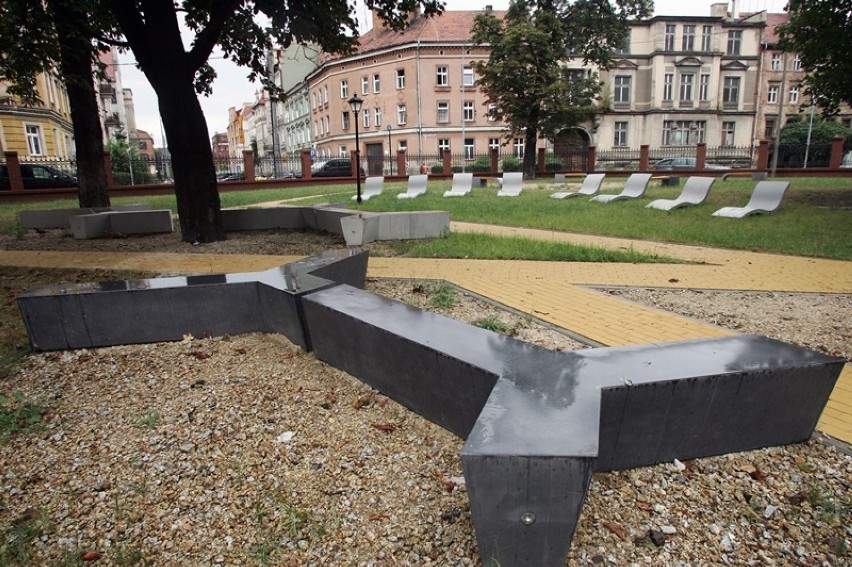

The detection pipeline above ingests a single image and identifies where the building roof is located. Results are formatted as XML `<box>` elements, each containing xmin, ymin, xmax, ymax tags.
<box><xmin>357</xmin><ymin>10</ymin><xmax>505</xmax><ymax>53</ymax></box>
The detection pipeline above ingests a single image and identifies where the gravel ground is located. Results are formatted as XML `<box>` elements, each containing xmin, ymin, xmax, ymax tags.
<box><xmin>0</xmin><ymin>228</ymin><xmax>850</xmax><ymax>566</ymax></box>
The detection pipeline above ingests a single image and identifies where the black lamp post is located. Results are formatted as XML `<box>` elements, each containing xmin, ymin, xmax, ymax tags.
<box><xmin>386</xmin><ymin>124</ymin><xmax>393</xmax><ymax>175</ymax></box>
<box><xmin>348</xmin><ymin>94</ymin><xmax>363</xmax><ymax>203</ymax></box>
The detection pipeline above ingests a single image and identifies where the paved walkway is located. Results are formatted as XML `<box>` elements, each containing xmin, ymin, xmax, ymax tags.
<box><xmin>1</xmin><ymin>222</ymin><xmax>849</xmax><ymax>443</ymax></box>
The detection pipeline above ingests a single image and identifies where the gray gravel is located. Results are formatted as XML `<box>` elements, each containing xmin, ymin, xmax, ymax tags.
<box><xmin>0</xmin><ymin>229</ymin><xmax>849</xmax><ymax>565</ymax></box>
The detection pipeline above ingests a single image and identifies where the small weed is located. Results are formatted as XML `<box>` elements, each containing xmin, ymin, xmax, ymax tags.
<box><xmin>428</xmin><ymin>282</ymin><xmax>455</xmax><ymax>308</ymax></box>
<box><xmin>112</xmin><ymin>543</ymin><xmax>148</xmax><ymax>566</ymax></box>
<box><xmin>0</xmin><ymin>508</ymin><xmax>50</xmax><ymax>564</ymax></box>
<box><xmin>250</xmin><ymin>487</ymin><xmax>326</xmax><ymax>565</ymax></box>
<box><xmin>473</xmin><ymin>315</ymin><xmax>514</xmax><ymax>335</ymax></box>
<box><xmin>12</xmin><ymin>224</ymin><xmax>27</xmax><ymax>240</ymax></box>
<box><xmin>136</xmin><ymin>410</ymin><xmax>159</xmax><ymax>428</ymax></box>
<box><xmin>0</xmin><ymin>392</ymin><xmax>44</xmax><ymax>442</ymax></box>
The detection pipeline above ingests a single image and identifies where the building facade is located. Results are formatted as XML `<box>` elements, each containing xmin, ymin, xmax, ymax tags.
<box><xmin>0</xmin><ymin>68</ymin><xmax>75</xmax><ymax>159</ymax></box>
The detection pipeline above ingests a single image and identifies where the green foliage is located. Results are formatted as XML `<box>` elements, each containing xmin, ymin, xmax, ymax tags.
<box><xmin>471</xmin><ymin>0</ymin><xmax>652</xmax><ymax>176</ymax></box>
<box><xmin>778</xmin><ymin>0</ymin><xmax>852</xmax><ymax>114</ymax></box>
<box><xmin>428</xmin><ymin>282</ymin><xmax>456</xmax><ymax>309</ymax></box>
<box><xmin>468</xmin><ymin>157</ymin><xmax>492</xmax><ymax>173</ymax></box>
<box><xmin>0</xmin><ymin>392</ymin><xmax>44</xmax><ymax>442</ymax></box>
<box><xmin>502</xmin><ymin>157</ymin><xmax>523</xmax><ymax>172</ymax></box>
<box><xmin>473</xmin><ymin>315</ymin><xmax>514</xmax><ymax>335</ymax></box>
<box><xmin>106</xmin><ymin>136</ymin><xmax>155</xmax><ymax>185</ymax></box>
<box><xmin>136</xmin><ymin>410</ymin><xmax>160</xmax><ymax>428</ymax></box>
<box><xmin>0</xmin><ymin>508</ymin><xmax>51</xmax><ymax>564</ymax></box>
<box><xmin>545</xmin><ymin>159</ymin><xmax>563</xmax><ymax>172</ymax></box>
<box><xmin>780</xmin><ymin>118</ymin><xmax>851</xmax><ymax>145</ymax></box>
<box><xmin>430</xmin><ymin>165</ymin><xmax>445</xmax><ymax>174</ymax></box>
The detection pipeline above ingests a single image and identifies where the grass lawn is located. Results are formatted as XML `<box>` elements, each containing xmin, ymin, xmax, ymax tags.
<box><xmin>1</xmin><ymin>176</ymin><xmax>849</xmax><ymax>260</ymax></box>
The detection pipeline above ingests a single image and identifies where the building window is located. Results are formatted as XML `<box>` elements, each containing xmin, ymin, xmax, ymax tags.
<box><xmin>679</xmin><ymin>73</ymin><xmax>694</xmax><ymax>101</ymax></box>
<box><xmin>463</xmin><ymin>100</ymin><xmax>474</xmax><ymax>122</ymax></box>
<box><xmin>374</xmin><ymin>107</ymin><xmax>382</xmax><ymax>127</ymax></box>
<box><xmin>338</xmin><ymin>145</ymin><xmax>347</xmax><ymax>157</ymax></box>
<box><xmin>437</xmin><ymin>101</ymin><xmax>450</xmax><ymax>123</ymax></box>
<box><xmin>361</xmin><ymin>76</ymin><xmax>369</xmax><ymax>95</ymax></box>
<box><xmin>488</xmin><ymin>138</ymin><xmax>500</xmax><ymax>150</ymax></box>
<box><xmin>487</xmin><ymin>102</ymin><xmax>498</xmax><ymax>121</ymax></box>
<box><xmin>771</xmin><ymin>53</ymin><xmax>782</xmax><ymax>71</ymax></box>
<box><xmin>764</xmin><ymin>116</ymin><xmax>776</xmax><ymax>139</ymax></box>
<box><xmin>682</xmin><ymin>25</ymin><xmax>696</xmax><ymax>51</ymax></box>
<box><xmin>398</xmin><ymin>140</ymin><xmax>407</xmax><ymax>153</ymax></box>
<box><xmin>464</xmin><ymin>138</ymin><xmax>475</xmax><ymax>160</ymax></box>
<box><xmin>513</xmin><ymin>137</ymin><xmax>525</xmax><ymax>158</ymax></box>
<box><xmin>372</xmin><ymin>73</ymin><xmax>381</xmax><ymax>93</ymax></box>
<box><xmin>436</xmin><ymin>66</ymin><xmax>448</xmax><ymax>86</ymax></box>
<box><xmin>701</xmin><ymin>25</ymin><xmax>712</xmax><ymax>51</ymax></box>
<box><xmin>614</xmin><ymin>75</ymin><xmax>631</xmax><ymax>104</ymax></box>
<box><xmin>699</xmin><ymin>74</ymin><xmax>710</xmax><ymax>101</ymax></box>
<box><xmin>662</xmin><ymin>120</ymin><xmax>705</xmax><ymax>146</ymax></box>
<box><xmin>396</xmin><ymin>69</ymin><xmax>405</xmax><ymax>89</ymax></box>
<box><xmin>362</xmin><ymin>109</ymin><xmax>370</xmax><ymax>128</ymax></box>
<box><xmin>722</xmin><ymin>121</ymin><xmax>736</xmax><ymax>147</ymax></box>
<box><xmin>723</xmin><ymin>76</ymin><xmax>740</xmax><ymax>105</ymax></box>
<box><xmin>767</xmin><ymin>83</ymin><xmax>779</xmax><ymax>104</ymax></box>
<box><xmin>663</xmin><ymin>74</ymin><xmax>673</xmax><ymax>101</ymax></box>
<box><xmin>342</xmin><ymin>111</ymin><xmax>350</xmax><ymax>130</ymax></box>
<box><xmin>25</xmin><ymin>124</ymin><xmax>43</xmax><ymax>155</ymax></box>
<box><xmin>438</xmin><ymin>138</ymin><xmax>450</xmax><ymax>153</ymax></box>
<box><xmin>322</xmin><ymin>85</ymin><xmax>328</xmax><ymax>104</ymax></box>
<box><xmin>793</xmin><ymin>54</ymin><xmax>802</xmax><ymax>70</ymax></box>
<box><xmin>614</xmin><ymin>121</ymin><xmax>628</xmax><ymax>147</ymax></box>
<box><xmin>615</xmin><ymin>30</ymin><xmax>631</xmax><ymax>54</ymax></box>
<box><xmin>397</xmin><ymin>104</ymin><xmax>407</xmax><ymax>125</ymax></box>
<box><xmin>664</xmin><ymin>24</ymin><xmax>676</xmax><ymax>51</ymax></box>
<box><xmin>463</xmin><ymin>66</ymin><xmax>475</xmax><ymax>87</ymax></box>
<box><xmin>789</xmin><ymin>84</ymin><xmax>799</xmax><ymax>104</ymax></box>
<box><xmin>727</xmin><ymin>30</ymin><xmax>742</xmax><ymax>55</ymax></box>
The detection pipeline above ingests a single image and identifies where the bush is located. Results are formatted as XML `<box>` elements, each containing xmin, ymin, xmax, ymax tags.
<box><xmin>502</xmin><ymin>157</ymin><xmax>523</xmax><ymax>172</ymax></box>
<box><xmin>468</xmin><ymin>157</ymin><xmax>492</xmax><ymax>173</ymax></box>
<box><xmin>545</xmin><ymin>159</ymin><xmax>563</xmax><ymax>172</ymax></box>
<box><xmin>430</xmin><ymin>165</ymin><xmax>444</xmax><ymax>174</ymax></box>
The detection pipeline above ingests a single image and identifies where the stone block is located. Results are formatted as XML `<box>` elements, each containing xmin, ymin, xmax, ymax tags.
<box><xmin>340</xmin><ymin>214</ymin><xmax>380</xmax><ymax>245</ymax></box>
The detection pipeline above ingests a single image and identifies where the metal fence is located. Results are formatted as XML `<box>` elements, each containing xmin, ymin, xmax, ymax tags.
<box><xmin>19</xmin><ymin>156</ymin><xmax>78</xmax><ymax>176</ymax></box>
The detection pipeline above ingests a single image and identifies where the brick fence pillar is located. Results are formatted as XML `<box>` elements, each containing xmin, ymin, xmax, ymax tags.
<box><xmin>442</xmin><ymin>149</ymin><xmax>452</xmax><ymax>174</ymax></box>
<box><xmin>696</xmin><ymin>142</ymin><xmax>707</xmax><ymax>171</ymax></box>
<box><xmin>829</xmin><ymin>135</ymin><xmax>846</xmax><ymax>169</ymax></box>
<box><xmin>537</xmin><ymin>147</ymin><xmax>546</xmax><ymax>175</ymax></box>
<box><xmin>587</xmin><ymin>146</ymin><xmax>597</xmax><ymax>173</ymax></box>
<box><xmin>243</xmin><ymin>150</ymin><xmax>255</xmax><ymax>181</ymax></box>
<box><xmin>397</xmin><ymin>150</ymin><xmax>407</xmax><ymax>176</ymax></box>
<box><xmin>639</xmin><ymin>145</ymin><xmax>650</xmax><ymax>172</ymax></box>
<box><xmin>300</xmin><ymin>150</ymin><xmax>312</xmax><ymax>179</ymax></box>
<box><xmin>103</xmin><ymin>152</ymin><xmax>114</xmax><ymax>188</ymax></box>
<box><xmin>3</xmin><ymin>151</ymin><xmax>24</xmax><ymax>192</ymax></box>
<box><xmin>490</xmin><ymin>148</ymin><xmax>499</xmax><ymax>174</ymax></box>
<box><xmin>756</xmin><ymin>140</ymin><xmax>769</xmax><ymax>171</ymax></box>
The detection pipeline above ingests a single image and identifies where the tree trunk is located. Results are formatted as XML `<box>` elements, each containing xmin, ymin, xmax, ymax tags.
<box><xmin>151</xmin><ymin>75</ymin><xmax>224</xmax><ymax>244</ymax></box>
<box><xmin>48</xmin><ymin>0</ymin><xmax>110</xmax><ymax>208</ymax></box>
<box><xmin>523</xmin><ymin>127</ymin><xmax>538</xmax><ymax>180</ymax></box>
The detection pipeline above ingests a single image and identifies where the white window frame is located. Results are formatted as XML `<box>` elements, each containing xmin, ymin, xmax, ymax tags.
<box><xmin>436</xmin><ymin>66</ymin><xmax>449</xmax><ymax>86</ymax></box>
<box><xmin>682</xmin><ymin>25</ymin><xmax>695</xmax><ymax>51</ymax></box>
<box><xmin>372</xmin><ymin>73</ymin><xmax>381</xmax><ymax>93</ymax></box>
<box><xmin>768</xmin><ymin>84</ymin><xmax>779</xmax><ymax>104</ymax></box>
<box><xmin>396</xmin><ymin>69</ymin><xmax>405</xmax><ymax>89</ymax></box>
<box><xmin>342</xmin><ymin>111</ymin><xmax>350</xmax><ymax>130</ymax></box>
<box><xmin>361</xmin><ymin>76</ymin><xmax>369</xmax><ymax>95</ymax></box>
<box><xmin>487</xmin><ymin>102</ymin><xmax>498</xmax><ymax>121</ymax></box>
<box><xmin>438</xmin><ymin>138</ymin><xmax>450</xmax><ymax>153</ymax></box>
<box><xmin>699</xmin><ymin>74</ymin><xmax>710</xmax><ymax>101</ymax></box>
<box><xmin>374</xmin><ymin>107</ymin><xmax>382</xmax><ymax>127</ymax></box>
<box><xmin>789</xmin><ymin>84</ymin><xmax>799</xmax><ymax>104</ymax></box>
<box><xmin>701</xmin><ymin>25</ymin><xmax>712</xmax><ymax>51</ymax></box>
<box><xmin>397</xmin><ymin>104</ymin><xmax>407</xmax><ymax>125</ymax></box>
<box><xmin>25</xmin><ymin>124</ymin><xmax>44</xmax><ymax>155</ymax></box>
<box><xmin>723</xmin><ymin>76</ymin><xmax>740</xmax><ymax>104</ymax></box>
<box><xmin>463</xmin><ymin>100</ymin><xmax>474</xmax><ymax>122</ymax></box>
<box><xmin>463</xmin><ymin>66</ymin><xmax>475</xmax><ymax>87</ymax></box>
<box><xmin>464</xmin><ymin>138</ymin><xmax>475</xmax><ymax>160</ymax></box>
<box><xmin>488</xmin><ymin>137</ymin><xmax>500</xmax><ymax>150</ymax></box>
<box><xmin>614</xmin><ymin>75</ymin><xmax>631</xmax><ymax>104</ymax></box>
<box><xmin>613</xmin><ymin>121</ymin><xmax>628</xmax><ymax>147</ymax></box>
<box><xmin>727</xmin><ymin>30</ymin><xmax>742</xmax><ymax>55</ymax></box>
<box><xmin>792</xmin><ymin>54</ymin><xmax>802</xmax><ymax>71</ymax></box>
<box><xmin>513</xmin><ymin>137</ymin><xmax>525</xmax><ymax>158</ymax></box>
<box><xmin>771</xmin><ymin>53</ymin><xmax>782</xmax><ymax>71</ymax></box>
<box><xmin>437</xmin><ymin>101</ymin><xmax>450</xmax><ymax>123</ymax></box>
<box><xmin>663</xmin><ymin>74</ymin><xmax>673</xmax><ymax>101</ymax></box>
<box><xmin>340</xmin><ymin>79</ymin><xmax>349</xmax><ymax>99</ymax></box>
<box><xmin>362</xmin><ymin>108</ymin><xmax>370</xmax><ymax>128</ymax></box>
<box><xmin>679</xmin><ymin>73</ymin><xmax>694</xmax><ymax>102</ymax></box>
<box><xmin>664</xmin><ymin>24</ymin><xmax>676</xmax><ymax>51</ymax></box>
<box><xmin>721</xmin><ymin>121</ymin><xmax>736</xmax><ymax>147</ymax></box>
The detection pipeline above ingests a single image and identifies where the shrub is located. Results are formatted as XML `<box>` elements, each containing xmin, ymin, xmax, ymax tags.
<box><xmin>545</xmin><ymin>159</ymin><xmax>563</xmax><ymax>172</ymax></box>
<box><xmin>430</xmin><ymin>165</ymin><xmax>444</xmax><ymax>174</ymax></box>
<box><xmin>502</xmin><ymin>157</ymin><xmax>522</xmax><ymax>172</ymax></box>
<box><xmin>468</xmin><ymin>157</ymin><xmax>492</xmax><ymax>173</ymax></box>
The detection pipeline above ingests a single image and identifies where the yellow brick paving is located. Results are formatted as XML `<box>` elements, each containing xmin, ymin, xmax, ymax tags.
<box><xmin>0</xmin><ymin>222</ymin><xmax>849</xmax><ymax>443</ymax></box>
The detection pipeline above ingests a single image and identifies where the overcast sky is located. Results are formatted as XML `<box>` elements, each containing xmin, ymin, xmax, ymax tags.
<box><xmin>120</xmin><ymin>0</ymin><xmax>789</xmax><ymax>147</ymax></box>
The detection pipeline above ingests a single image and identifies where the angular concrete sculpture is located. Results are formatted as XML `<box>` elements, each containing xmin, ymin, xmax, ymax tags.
<box><xmin>17</xmin><ymin>251</ymin><xmax>843</xmax><ymax>567</ymax></box>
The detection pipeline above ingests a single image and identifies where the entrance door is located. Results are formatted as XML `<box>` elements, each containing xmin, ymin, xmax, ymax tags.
<box><xmin>553</xmin><ymin>128</ymin><xmax>590</xmax><ymax>172</ymax></box>
<box><xmin>366</xmin><ymin>143</ymin><xmax>385</xmax><ymax>176</ymax></box>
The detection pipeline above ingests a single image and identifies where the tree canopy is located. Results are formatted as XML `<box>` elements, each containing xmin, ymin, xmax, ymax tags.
<box><xmin>780</xmin><ymin>114</ymin><xmax>851</xmax><ymax>146</ymax></box>
<box><xmin>471</xmin><ymin>0</ymin><xmax>652</xmax><ymax>178</ymax></box>
<box><xmin>777</xmin><ymin>0</ymin><xmax>852</xmax><ymax>116</ymax></box>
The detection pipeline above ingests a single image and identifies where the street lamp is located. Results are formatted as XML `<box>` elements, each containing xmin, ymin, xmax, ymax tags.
<box><xmin>386</xmin><ymin>124</ymin><xmax>393</xmax><ymax>175</ymax></box>
<box><xmin>348</xmin><ymin>94</ymin><xmax>363</xmax><ymax>203</ymax></box>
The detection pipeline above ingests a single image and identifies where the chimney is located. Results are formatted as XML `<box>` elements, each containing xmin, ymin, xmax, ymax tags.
<box><xmin>731</xmin><ymin>0</ymin><xmax>739</xmax><ymax>20</ymax></box>
<box><xmin>371</xmin><ymin>9</ymin><xmax>382</xmax><ymax>30</ymax></box>
<box><xmin>485</xmin><ymin>4</ymin><xmax>493</xmax><ymax>10</ymax></box>
<box><xmin>710</xmin><ymin>2</ymin><xmax>728</xmax><ymax>18</ymax></box>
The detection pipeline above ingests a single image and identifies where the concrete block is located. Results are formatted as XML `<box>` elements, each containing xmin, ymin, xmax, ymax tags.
<box><xmin>107</xmin><ymin>210</ymin><xmax>173</xmax><ymax>235</ymax></box>
<box><xmin>752</xmin><ymin>171</ymin><xmax>769</xmax><ymax>181</ymax></box>
<box><xmin>407</xmin><ymin>211</ymin><xmax>450</xmax><ymax>239</ymax></box>
<box><xmin>340</xmin><ymin>214</ymin><xmax>380</xmax><ymax>245</ymax></box>
<box><xmin>69</xmin><ymin>212</ymin><xmax>111</xmax><ymax>239</ymax></box>
<box><xmin>221</xmin><ymin>207</ymin><xmax>305</xmax><ymax>230</ymax></box>
<box><xmin>19</xmin><ymin>208</ymin><xmax>96</xmax><ymax>230</ymax></box>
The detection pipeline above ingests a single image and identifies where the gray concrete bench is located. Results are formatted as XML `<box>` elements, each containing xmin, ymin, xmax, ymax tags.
<box><xmin>18</xmin><ymin>204</ymin><xmax>151</xmax><ymax>230</ymax></box>
<box><xmin>17</xmin><ymin>253</ymin><xmax>842</xmax><ymax>567</ymax></box>
<box><xmin>69</xmin><ymin>209</ymin><xmax>174</xmax><ymax>239</ymax></box>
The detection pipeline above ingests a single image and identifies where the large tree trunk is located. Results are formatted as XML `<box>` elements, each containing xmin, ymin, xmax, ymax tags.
<box><xmin>48</xmin><ymin>0</ymin><xmax>110</xmax><ymax>208</ymax></box>
<box><xmin>523</xmin><ymin>127</ymin><xmax>538</xmax><ymax>180</ymax></box>
<box><xmin>151</xmin><ymin>75</ymin><xmax>224</xmax><ymax>244</ymax></box>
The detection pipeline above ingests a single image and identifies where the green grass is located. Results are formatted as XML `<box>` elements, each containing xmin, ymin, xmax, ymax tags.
<box><xmin>0</xmin><ymin>392</ymin><xmax>44</xmax><ymax>443</ymax></box>
<box><xmin>378</xmin><ymin>231</ymin><xmax>672</xmax><ymax>262</ymax></box>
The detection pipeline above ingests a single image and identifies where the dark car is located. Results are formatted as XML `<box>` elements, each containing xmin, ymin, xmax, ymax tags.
<box><xmin>653</xmin><ymin>157</ymin><xmax>726</xmax><ymax>171</ymax></box>
<box><xmin>310</xmin><ymin>158</ymin><xmax>365</xmax><ymax>178</ymax></box>
<box><xmin>0</xmin><ymin>164</ymin><xmax>78</xmax><ymax>189</ymax></box>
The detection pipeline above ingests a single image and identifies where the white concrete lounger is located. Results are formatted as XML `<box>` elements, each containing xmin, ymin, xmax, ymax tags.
<box><xmin>496</xmin><ymin>172</ymin><xmax>524</xmax><ymax>197</ymax></box>
<box><xmin>397</xmin><ymin>174</ymin><xmax>428</xmax><ymax>199</ymax></box>
<box><xmin>443</xmin><ymin>173</ymin><xmax>474</xmax><ymax>197</ymax></box>
<box><xmin>354</xmin><ymin>176</ymin><xmax>384</xmax><ymax>201</ymax></box>
<box><xmin>550</xmin><ymin>173</ymin><xmax>606</xmax><ymax>199</ymax></box>
<box><xmin>712</xmin><ymin>180</ymin><xmax>790</xmax><ymax>218</ymax></box>
<box><xmin>646</xmin><ymin>176</ymin><xmax>716</xmax><ymax>211</ymax></box>
<box><xmin>589</xmin><ymin>173</ymin><xmax>652</xmax><ymax>203</ymax></box>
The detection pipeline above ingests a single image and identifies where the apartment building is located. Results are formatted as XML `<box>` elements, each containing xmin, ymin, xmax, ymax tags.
<box><xmin>304</xmin><ymin>8</ymin><xmax>511</xmax><ymax>172</ymax></box>
<box><xmin>594</xmin><ymin>2</ymin><xmax>763</xmax><ymax>154</ymax></box>
<box><xmin>0</xmin><ymin>68</ymin><xmax>75</xmax><ymax>159</ymax></box>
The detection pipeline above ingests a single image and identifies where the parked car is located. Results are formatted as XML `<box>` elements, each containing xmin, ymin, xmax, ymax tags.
<box><xmin>653</xmin><ymin>157</ymin><xmax>726</xmax><ymax>171</ymax></box>
<box><xmin>311</xmin><ymin>158</ymin><xmax>365</xmax><ymax>178</ymax></box>
<box><xmin>0</xmin><ymin>164</ymin><xmax>78</xmax><ymax>189</ymax></box>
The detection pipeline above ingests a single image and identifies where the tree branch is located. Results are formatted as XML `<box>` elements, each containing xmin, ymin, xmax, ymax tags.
<box><xmin>186</xmin><ymin>0</ymin><xmax>243</xmax><ymax>72</ymax></box>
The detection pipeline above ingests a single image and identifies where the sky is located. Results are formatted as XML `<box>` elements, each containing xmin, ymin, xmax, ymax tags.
<box><xmin>119</xmin><ymin>0</ymin><xmax>790</xmax><ymax>147</ymax></box>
